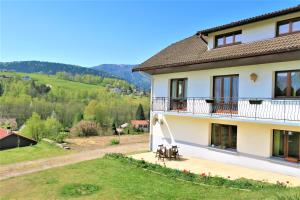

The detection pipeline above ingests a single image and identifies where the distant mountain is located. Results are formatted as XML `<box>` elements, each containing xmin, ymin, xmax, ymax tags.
<box><xmin>92</xmin><ymin>64</ymin><xmax>150</xmax><ymax>91</ymax></box>
<box><xmin>0</xmin><ymin>61</ymin><xmax>113</xmax><ymax>78</ymax></box>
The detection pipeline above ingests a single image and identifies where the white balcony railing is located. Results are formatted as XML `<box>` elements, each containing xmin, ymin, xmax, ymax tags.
<box><xmin>152</xmin><ymin>97</ymin><xmax>300</xmax><ymax>122</ymax></box>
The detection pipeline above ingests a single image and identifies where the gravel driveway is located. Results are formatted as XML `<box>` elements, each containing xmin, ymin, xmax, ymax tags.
<box><xmin>0</xmin><ymin>142</ymin><xmax>148</xmax><ymax>180</ymax></box>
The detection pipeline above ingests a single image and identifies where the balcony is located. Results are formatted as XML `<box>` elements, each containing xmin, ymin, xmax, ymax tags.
<box><xmin>152</xmin><ymin>97</ymin><xmax>300</xmax><ymax>124</ymax></box>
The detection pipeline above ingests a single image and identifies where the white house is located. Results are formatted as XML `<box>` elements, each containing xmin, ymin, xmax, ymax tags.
<box><xmin>133</xmin><ymin>5</ymin><xmax>300</xmax><ymax>177</ymax></box>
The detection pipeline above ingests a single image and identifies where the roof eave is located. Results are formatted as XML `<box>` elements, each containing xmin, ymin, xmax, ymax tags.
<box><xmin>198</xmin><ymin>5</ymin><xmax>300</xmax><ymax>36</ymax></box>
<box><xmin>135</xmin><ymin>49</ymin><xmax>300</xmax><ymax>75</ymax></box>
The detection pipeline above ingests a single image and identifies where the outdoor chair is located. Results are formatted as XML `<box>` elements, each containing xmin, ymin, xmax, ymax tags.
<box><xmin>155</xmin><ymin>144</ymin><xmax>166</xmax><ymax>161</ymax></box>
<box><xmin>170</xmin><ymin>145</ymin><xmax>180</xmax><ymax>160</ymax></box>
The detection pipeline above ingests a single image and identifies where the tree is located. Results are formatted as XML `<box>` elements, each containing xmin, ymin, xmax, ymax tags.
<box><xmin>70</xmin><ymin>120</ymin><xmax>102</xmax><ymax>137</ymax></box>
<box><xmin>73</xmin><ymin>112</ymin><xmax>83</xmax><ymax>126</ymax></box>
<box><xmin>44</xmin><ymin>117</ymin><xmax>62</xmax><ymax>139</ymax></box>
<box><xmin>22</xmin><ymin>112</ymin><xmax>45</xmax><ymax>141</ymax></box>
<box><xmin>135</xmin><ymin>104</ymin><xmax>145</xmax><ymax>120</ymax></box>
<box><xmin>0</xmin><ymin>83</ymin><xmax>4</xmax><ymax>96</ymax></box>
<box><xmin>112</xmin><ymin>120</ymin><xmax>117</xmax><ymax>135</ymax></box>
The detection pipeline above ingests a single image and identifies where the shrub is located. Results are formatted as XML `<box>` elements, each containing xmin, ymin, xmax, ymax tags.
<box><xmin>70</xmin><ymin>120</ymin><xmax>102</xmax><ymax>137</ymax></box>
<box><xmin>52</xmin><ymin>132</ymin><xmax>68</xmax><ymax>143</ymax></box>
<box><xmin>110</xmin><ymin>138</ymin><xmax>120</xmax><ymax>145</ymax></box>
<box><xmin>124</xmin><ymin>125</ymin><xmax>144</xmax><ymax>135</ymax></box>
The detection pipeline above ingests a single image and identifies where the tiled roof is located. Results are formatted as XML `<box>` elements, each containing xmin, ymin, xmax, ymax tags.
<box><xmin>133</xmin><ymin>33</ymin><xmax>300</xmax><ymax>72</ymax></box>
<box><xmin>199</xmin><ymin>5</ymin><xmax>300</xmax><ymax>35</ymax></box>
<box><xmin>0</xmin><ymin>128</ymin><xmax>37</xmax><ymax>142</ymax></box>
<box><xmin>131</xmin><ymin>120</ymin><xmax>149</xmax><ymax>126</ymax></box>
<box><xmin>0</xmin><ymin>128</ymin><xmax>9</xmax><ymax>139</ymax></box>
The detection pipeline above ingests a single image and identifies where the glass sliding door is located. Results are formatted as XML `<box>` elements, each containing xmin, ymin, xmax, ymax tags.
<box><xmin>211</xmin><ymin>123</ymin><xmax>237</xmax><ymax>150</ymax></box>
<box><xmin>272</xmin><ymin>130</ymin><xmax>285</xmax><ymax>157</ymax></box>
<box><xmin>213</xmin><ymin>75</ymin><xmax>239</xmax><ymax>113</ymax></box>
<box><xmin>273</xmin><ymin>130</ymin><xmax>300</xmax><ymax>163</ymax></box>
<box><xmin>288</xmin><ymin>131</ymin><xmax>300</xmax><ymax>161</ymax></box>
<box><xmin>170</xmin><ymin>79</ymin><xmax>187</xmax><ymax>111</ymax></box>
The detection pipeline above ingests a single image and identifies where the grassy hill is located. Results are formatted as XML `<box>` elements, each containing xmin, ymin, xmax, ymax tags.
<box><xmin>92</xmin><ymin>64</ymin><xmax>150</xmax><ymax>91</ymax></box>
<box><xmin>0</xmin><ymin>61</ymin><xmax>151</xmax><ymax>91</ymax></box>
<box><xmin>0</xmin><ymin>72</ymin><xmax>149</xmax><ymax>132</ymax></box>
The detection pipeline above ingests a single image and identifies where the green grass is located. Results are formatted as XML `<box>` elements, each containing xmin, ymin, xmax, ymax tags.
<box><xmin>0</xmin><ymin>155</ymin><xmax>299</xmax><ymax>200</ymax></box>
<box><xmin>0</xmin><ymin>142</ymin><xmax>71</xmax><ymax>165</ymax></box>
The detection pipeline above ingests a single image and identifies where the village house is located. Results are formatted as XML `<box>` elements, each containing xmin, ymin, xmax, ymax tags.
<box><xmin>131</xmin><ymin>120</ymin><xmax>150</xmax><ymax>132</ymax></box>
<box><xmin>0</xmin><ymin>128</ymin><xmax>37</xmax><ymax>150</ymax></box>
<box><xmin>133</xmin><ymin>5</ymin><xmax>300</xmax><ymax>176</ymax></box>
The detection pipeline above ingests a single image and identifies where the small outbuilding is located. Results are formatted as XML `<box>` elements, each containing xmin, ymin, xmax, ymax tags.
<box><xmin>130</xmin><ymin>120</ymin><xmax>150</xmax><ymax>132</ymax></box>
<box><xmin>0</xmin><ymin>128</ymin><xmax>37</xmax><ymax>150</ymax></box>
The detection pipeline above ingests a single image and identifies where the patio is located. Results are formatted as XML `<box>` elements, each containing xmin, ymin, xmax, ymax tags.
<box><xmin>131</xmin><ymin>152</ymin><xmax>300</xmax><ymax>187</ymax></box>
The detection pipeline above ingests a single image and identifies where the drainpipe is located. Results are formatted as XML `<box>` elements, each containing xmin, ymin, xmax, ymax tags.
<box><xmin>149</xmin><ymin>76</ymin><xmax>154</xmax><ymax>152</ymax></box>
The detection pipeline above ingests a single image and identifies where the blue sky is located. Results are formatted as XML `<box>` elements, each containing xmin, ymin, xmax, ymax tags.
<box><xmin>0</xmin><ymin>0</ymin><xmax>299</xmax><ymax>67</ymax></box>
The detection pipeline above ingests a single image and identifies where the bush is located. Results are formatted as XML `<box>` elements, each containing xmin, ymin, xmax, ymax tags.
<box><xmin>52</xmin><ymin>132</ymin><xmax>68</xmax><ymax>143</ymax></box>
<box><xmin>70</xmin><ymin>120</ymin><xmax>102</xmax><ymax>137</ymax></box>
<box><xmin>123</xmin><ymin>125</ymin><xmax>144</xmax><ymax>135</ymax></box>
<box><xmin>110</xmin><ymin>138</ymin><xmax>120</xmax><ymax>145</ymax></box>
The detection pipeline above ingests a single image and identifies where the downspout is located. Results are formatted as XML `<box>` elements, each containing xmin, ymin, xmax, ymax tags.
<box><xmin>149</xmin><ymin>76</ymin><xmax>154</xmax><ymax>151</ymax></box>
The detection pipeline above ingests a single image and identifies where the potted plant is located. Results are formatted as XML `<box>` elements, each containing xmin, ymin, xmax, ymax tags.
<box><xmin>205</xmin><ymin>98</ymin><xmax>215</xmax><ymax>104</ymax></box>
<box><xmin>249</xmin><ymin>99</ymin><xmax>263</xmax><ymax>105</ymax></box>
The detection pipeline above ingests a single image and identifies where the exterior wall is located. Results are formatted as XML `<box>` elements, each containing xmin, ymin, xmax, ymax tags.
<box><xmin>151</xmin><ymin>114</ymin><xmax>300</xmax><ymax>176</ymax></box>
<box><xmin>152</xmin><ymin>60</ymin><xmax>300</xmax><ymax>99</ymax></box>
<box><xmin>0</xmin><ymin>135</ymin><xmax>37</xmax><ymax>150</ymax></box>
<box><xmin>207</xmin><ymin>12</ymin><xmax>300</xmax><ymax>49</ymax></box>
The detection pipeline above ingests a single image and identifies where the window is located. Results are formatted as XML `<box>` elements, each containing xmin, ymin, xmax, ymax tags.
<box><xmin>215</xmin><ymin>31</ymin><xmax>242</xmax><ymax>48</ymax></box>
<box><xmin>277</xmin><ymin>17</ymin><xmax>300</xmax><ymax>36</ymax></box>
<box><xmin>211</xmin><ymin>124</ymin><xmax>237</xmax><ymax>150</ymax></box>
<box><xmin>275</xmin><ymin>70</ymin><xmax>300</xmax><ymax>98</ymax></box>
<box><xmin>213</xmin><ymin>75</ymin><xmax>239</xmax><ymax>113</ymax></box>
<box><xmin>273</xmin><ymin>130</ymin><xmax>300</xmax><ymax>163</ymax></box>
<box><xmin>170</xmin><ymin>79</ymin><xmax>187</xmax><ymax>110</ymax></box>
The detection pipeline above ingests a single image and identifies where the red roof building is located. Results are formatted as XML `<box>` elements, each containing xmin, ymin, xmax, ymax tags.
<box><xmin>0</xmin><ymin>128</ymin><xmax>37</xmax><ymax>150</ymax></box>
<box><xmin>130</xmin><ymin>120</ymin><xmax>150</xmax><ymax>132</ymax></box>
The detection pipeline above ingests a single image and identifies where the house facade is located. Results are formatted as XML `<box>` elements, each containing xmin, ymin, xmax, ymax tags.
<box><xmin>133</xmin><ymin>5</ymin><xmax>300</xmax><ymax>177</ymax></box>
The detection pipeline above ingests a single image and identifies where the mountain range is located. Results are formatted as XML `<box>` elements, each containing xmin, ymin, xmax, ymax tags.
<box><xmin>92</xmin><ymin>64</ymin><xmax>150</xmax><ymax>91</ymax></box>
<box><xmin>0</xmin><ymin>61</ymin><xmax>150</xmax><ymax>90</ymax></box>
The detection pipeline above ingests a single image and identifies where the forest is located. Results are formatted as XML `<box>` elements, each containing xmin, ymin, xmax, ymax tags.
<box><xmin>0</xmin><ymin>72</ymin><xmax>149</xmax><ymax>141</ymax></box>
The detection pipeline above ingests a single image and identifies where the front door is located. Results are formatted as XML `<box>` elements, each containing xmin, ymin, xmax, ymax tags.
<box><xmin>213</xmin><ymin>75</ymin><xmax>239</xmax><ymax>113</ymax></box>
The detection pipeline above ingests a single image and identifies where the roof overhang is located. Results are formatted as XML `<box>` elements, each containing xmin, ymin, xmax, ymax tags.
<box><xmin>198</xmin><ymin>5</ymin><xmax>300</xmax><ymax>36</ymax></box>
<box><xmin>135</xmin><ymin>50</ymin><xmax>300</xmax><ymax>75</ymax></box>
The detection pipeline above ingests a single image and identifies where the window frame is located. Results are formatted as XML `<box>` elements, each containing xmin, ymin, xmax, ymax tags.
<box><xmin>170</xmin><ymin>78</ymin><xmax>187</xmax><ymax>100</ymax></box>
<box><xmin>272</xmin><ymin>129</ymin><xmax>300</xmax><ymax>162</ymax></box>
<box><xmin>276</xmin><ymin>17</ymin><xmax>300</xmax><ymax>37</ymax></box>
<box><xmin>211</xmin><ymin>123</ymin><xmax>237</xmax><ymax>150</ymax></box>
<box><xmin>213</xmin><ymin>74</ymin><xmax>239</xmax><ymax>99</ymax></box>
<box><xmin>214</xmin><ymin>30</ymin><xmax>242</xmax><ymax>48</ymax></box>
<box><xmin>274</xmin><ymin>69</ymin><xmax>300</xmax><ymax>99</ymax></box>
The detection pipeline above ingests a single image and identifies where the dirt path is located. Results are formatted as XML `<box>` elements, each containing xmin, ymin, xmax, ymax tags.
<box><xmin>66</xmin><ymin>134</ymin><xmax>149</xmax><ymax>151</ymax></box>
<box><xmin>0</xmin><ymin>142</ymin><xmax>148</xmax><ymax>181</ymax></box>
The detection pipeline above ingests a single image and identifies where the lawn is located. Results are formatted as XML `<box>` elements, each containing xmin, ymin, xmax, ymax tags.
<box><xmin>0</xmin><ymin>155</ymin><xmax>299</xmax><ymax>200</ymax></box>
<box><xmin>0</xmin><ymin>142</ymin><xmax>71</xmax><ymax>165</ymax></box>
